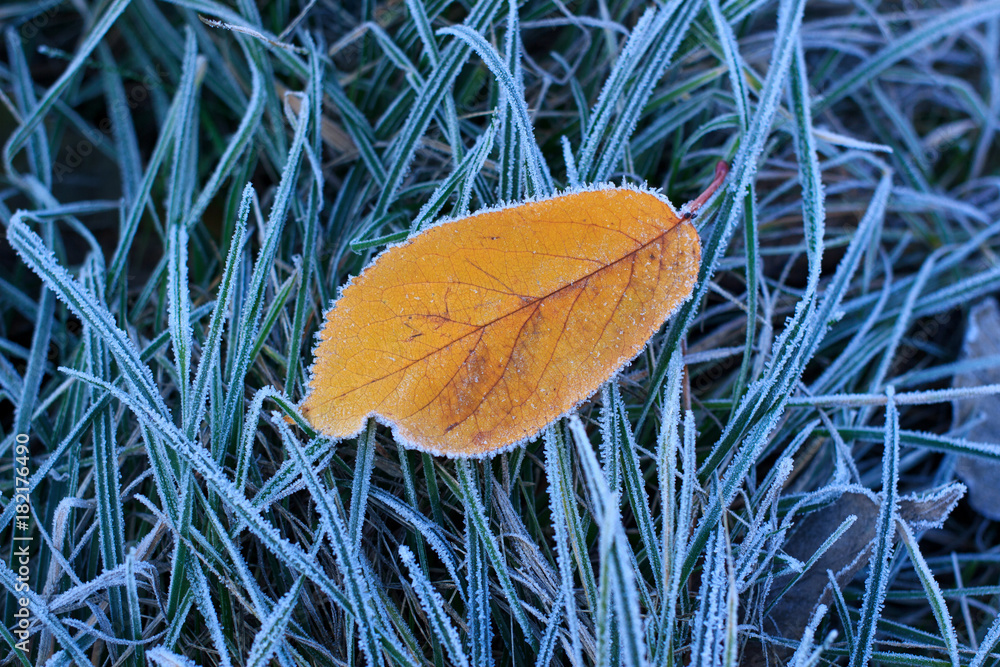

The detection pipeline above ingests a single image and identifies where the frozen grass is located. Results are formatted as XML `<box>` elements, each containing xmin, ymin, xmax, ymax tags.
<box><xmin>2</xmin><ymin>0</ymin><xmax>1000</xmax><ymax>665</ymax></box>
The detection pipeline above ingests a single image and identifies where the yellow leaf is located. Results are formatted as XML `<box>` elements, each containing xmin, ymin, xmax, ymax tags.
<box><xmin>301</xmin><ymin>185</ymin><xmax>702</xmax><ymax>457</ymax></box>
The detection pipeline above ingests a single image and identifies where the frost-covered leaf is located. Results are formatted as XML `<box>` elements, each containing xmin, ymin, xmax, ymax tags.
<box><xmin>951</xmin><ymin>298</ymin><xmax>1000</xmax><ymax>520</ymax></box>
<box><xmin>302</xmin><ymin>188</ymin><xmax>700</xmax><ymax>456</ymax></box>
<box><xmin>765</xmin><ymin>481</ymin><xmax>963</xmax><ymax>649</ymax></box>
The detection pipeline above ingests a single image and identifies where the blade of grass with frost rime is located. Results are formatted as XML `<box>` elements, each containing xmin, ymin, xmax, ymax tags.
<box><xmin>708</xmin><ymin>0</ymin><xmax>758</xmax><ymax>409</ymax></box>
<box><xmin>218</xmin><ymin>97</ymin><xmax>308</xmax><ymax>450</ymax></box>
<box><xmin>183</xmin><ymin>46</ymin><xmax>264</xmax><ymax>230</ymax></box>
<box><xmin>186</xmin><ymin>187</ymin><xmax>248</xmax><ymax>439</ymax></box>
<box><xmin>849</xmin><ymin>388</ymin><xmax>900</xmax><ymax>667</ymax></box>
<box><xmin>896</xmin><ymin>519</ymin><xmax>959</xmax><ymax>667</ymax></box>
<box><xmin>348</xmin><ymin>422</ymin><xmax>377</xmax><ymax>552</ymax></box>
<box><xmin>82</xmin><ymin>261</ymin><xmax>132</xmax><ymax>666</ymax></box>
<box><xmin>651</xmin><ymin>351</ymin><xmax>685</xmax><ymax>664</ymax></box>
<box><xmin>574</xmin><ymin>6</ymin><xmax>657</xmax><ymax>179</ymax></box>
<box><xmin>124</xmin><ymin>550</ymin><xmax>144</xmax><ymax>666</ymax></box>
<box><xmin>457</xmin><ymin>460</ymin><xmax>538</xmax><ymax>651</ymax></box>
<box><xmin>820</xmin><ymin>426</ymin><xmax>1000</xmax><ymax>463</ymax></box>
<box><xmin>186</xmin><ymin>544</ymin><xmax>234</xmax><ymax>667</ymax></box>
<box><xmin>569</xmin><ymin>416</ymin><xmax>647</xmax><ymax>667</ymax></box>
<box><xmin>370</xmin><ymin>488</ymin><xmax>463</xmax><ymax>589</ymax></box>
<box><xmin>970</xmin><ymin>612</ymin><xmax>1000</xmax><ymax>667</ymax></box>
<box><xmin>245</xmin><ymin>576</ymin><xmax>305</xmax><ymax>667</ymax></box>
<box><xmin>764</xmin><ymin>511</ymin><xmax>856</xmax><ymax>615</ymax></box>
<box><xmin>399</xmin><ymin>545</ymin><xmax>470</xmax><ymax>667</ymax></box>
<box><xmin>543</xmin><ymin>426</ymin><xmax>585</xmax><ymax>666</ymax></box>
<box><xmin>599</xmin><ymin>385</ymin><xmax>621</xmax><ymax>495</ymax></box>
<box><xmin>610</xmin><ymin>384</ymin><xmax>663</xmax><ymax>593</ymax></box>
<box><xmin>4</xmin><ymin>32</ymin><xmax>54</xmax><ymax>440</ymax></box>
<box><xmin>160</xmin><ymin>53</ymin><xmax>223</xmax><ymax>620</ymax></box>
<box><xmin>496</xmin><ymin>0</ymin><xmax>525</xmax><ymax>202</ymax></box>
<box><xmin>391</xmin><ymin>453</ymin><xmax>447</xmax><ymax>667</ymax></box>
<box><xmin>147</xmin><ymin>647</ymin><xmax>201</xmax><ymax>667</ymax></box>
<box><xmin>11</xmin><ymin>247</ymin><xmax>52</xmax><ymax>440</ymax></box>
<box><xmin>166</xmin><ymin>221</ymin><xmax>193</xmax><ymax>426</ymax></box>
<box><xmin>465</xmin><ymin>488</ymin><xmax>492</xmax><ymax>666</ymax></box>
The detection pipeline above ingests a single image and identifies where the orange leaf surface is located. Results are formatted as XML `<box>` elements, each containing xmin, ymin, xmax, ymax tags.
<box><xmin>301</xmin><ymin>186</ymin><xmax>700</xmax><ymax>457</ymax></box>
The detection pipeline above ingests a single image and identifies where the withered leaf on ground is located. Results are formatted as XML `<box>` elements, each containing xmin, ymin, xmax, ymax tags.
<box><xmin>759</xmin><ymin>483</ymin><xmax>963</xmax><ymax>655</ymax></box>
<box><xmin>952</xmin><ymin>298</ymin><xmax>1000</xmax><ymax>520</ymax></box>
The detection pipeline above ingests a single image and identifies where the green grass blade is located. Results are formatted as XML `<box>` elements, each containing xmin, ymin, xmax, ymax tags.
<box><xmin>848</xmin><ymin>387</ymin><xmax>900</xmax><ymax>667</ymax></box>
